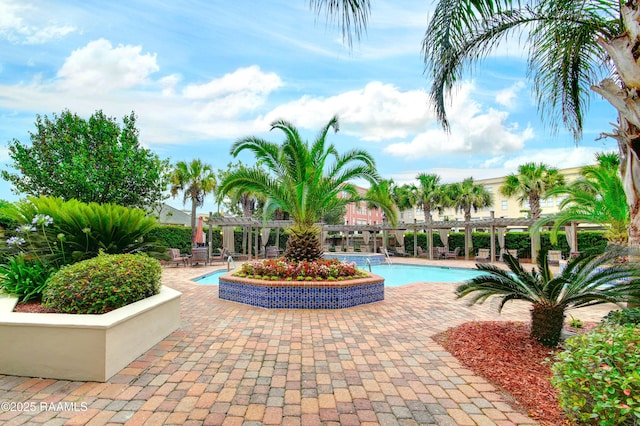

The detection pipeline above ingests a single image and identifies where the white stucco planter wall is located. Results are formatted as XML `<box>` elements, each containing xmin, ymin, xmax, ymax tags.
<box><xmin>0</xmin><ymin>286</ymin><xmax>181</xmax><ymax>382</ymax></box>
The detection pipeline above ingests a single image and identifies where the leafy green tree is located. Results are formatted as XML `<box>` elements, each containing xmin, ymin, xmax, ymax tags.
<box><xmin>219</xmin><ymin>116</ymin><xmax>393</xmax><ymax>262</ymax></box>
<box><xmin>457</xmin><ymin>249</ymin><xmax>640</xmax><ymax>347</ymax></box>
<box><xmin>448</xmin><ymin>177</ymin><xmax>492</xmax><ymax>259</ymax></box>
<box><xmin>534</xmin><ymin>153</ymin><xmax>629</xmax><ymax>245</ymax></box>
<box><xmin>2</xmin><ymin>110</ymin><xmax>170</xmax><ymax>211</ymax></box>
<box><xmin>169</xmin><ymin>159</ymin><xmax>217</xmax><ymax>244</ymax></box>
<box><xmin>500</xmin><ymin>163</ymin><xmax>565</xmax><ymax>219</ymax></box>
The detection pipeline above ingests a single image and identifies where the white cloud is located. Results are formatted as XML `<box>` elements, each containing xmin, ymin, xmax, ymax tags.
<box><xmin>0</xmin><ymin>1</ymin><xmax>75</xmax><ymax>44</ymax></box>
<box><xmin>261</xmin><ymin>82</ymin><xmax>433</xmax><ymax>140</ymax></box>
<box><xmin>383</xmin><ymin>83</ymin><xmax>533</xmax><ymax>158</ymax></box>
<box><xmin>495</xmin><ymin>81</ymin><xmax>526</xmax><ymax>108</ymax></box>
<box><xmin>496</xmin><ymin>146</ymin><xmax>603</xmax><ymax>172</ymax></box>
<box><xmin>57</xmin><ymin>39</ymin><xmax>159</xmax><ymax>93</ymax></box>
<box><xmin>183</xmin><ymin>66</ymin><xmax>282</xmax><ymax>99</ymax></box>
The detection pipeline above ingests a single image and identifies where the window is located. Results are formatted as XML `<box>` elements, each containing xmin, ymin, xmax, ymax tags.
<box><xmin>501</xmin><ymin>200</ymin><xmax>508</xmax><ymax>210</ymax></box>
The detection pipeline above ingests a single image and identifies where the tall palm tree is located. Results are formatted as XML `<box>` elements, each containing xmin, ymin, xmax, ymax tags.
<box><xmin>500</xmin><ymin>163</ymin><xmax>566</xmax><ymax>219</ymax></box>
<box><xmin>448</xmin><ymin>177</ymin><xmax>493</xmax><ymax>259</ymax></box>
<box><xmin>365</xmin><ymin>179</ymin><xmax>398</xmax><ymax>222</ymax></box>
<box><xmin>219</xmin><ymin>116</ymin><xmax>394</xmax><ymax>262</ymax></box>
<box><xmin>457</xmin><ymin>248</ymin><xmax>640</xmax><ymax>347</ymax></box>
<box><xmin>169</xmin><ymin>159</ymin><xmax>217</xmax><ymax>244</ymax></box>
<box><xmin>416</xmin><ymin>173</ymin><xmax>448</xmax><ymax>223</ymax></box>
<box><xmin>534</xmin><ymin>153</ymin><xmax>629</xmax><ymax>245</ymax></box>
<box><xmin>391</xmin><ymin>182</ymin><xmax>418</xmax><ymax>214</ymax></box>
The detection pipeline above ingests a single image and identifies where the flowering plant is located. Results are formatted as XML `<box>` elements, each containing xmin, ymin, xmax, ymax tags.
<box><xmin>235</xmin><ymin>257</ymin><xmax>367</xmax><ymax>280</ymax></box>
<box><xmin>1</xmin><ymin>214</ymin><xmax>64</xmax><ymax>301</ymax></box>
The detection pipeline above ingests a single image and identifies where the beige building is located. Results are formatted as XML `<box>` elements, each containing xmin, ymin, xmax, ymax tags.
<box><xmin>398</xmin><ymin>166</ymin><xmax>584</xmax><ymax>224</ymax></box>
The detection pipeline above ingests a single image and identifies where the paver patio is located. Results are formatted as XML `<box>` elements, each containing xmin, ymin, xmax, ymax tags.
<box><xmin>0</xmin><ymin>258</ymin><xmax>614</xmax><ymax>425</ymax></box>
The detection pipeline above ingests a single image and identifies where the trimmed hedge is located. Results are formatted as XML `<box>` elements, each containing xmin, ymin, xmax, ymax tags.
<box><xmin>402</xmin><ymin>231</ymin><xmax>607</xmax><ymax>258</ymax></box>
<box><xmin>43</xmin><ymin>252</ymin><xmax>162</xmax><ymax>314</ymax></box>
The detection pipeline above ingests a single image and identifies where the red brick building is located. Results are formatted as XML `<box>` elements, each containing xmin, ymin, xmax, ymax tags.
<box><xmin>342</xmin><ymin>186</ymin><xmax>384</xmax><ymax>225</ymax></box>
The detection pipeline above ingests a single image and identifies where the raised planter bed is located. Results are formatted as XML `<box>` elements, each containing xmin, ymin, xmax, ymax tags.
<box><xmin>219</xmin><ymin>272</ymin><xmax>384</xmax><ymax>309</ymax></box>
<box><xmin>0</xmin><ymin>286</ymin><xmax>181</xmax><ymax>382</ymax></box>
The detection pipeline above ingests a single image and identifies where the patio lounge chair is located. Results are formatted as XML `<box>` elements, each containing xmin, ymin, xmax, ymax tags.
<box><xmin>394</xmin><ymin>246</ymin><xmax>410</xmax><ymax>257</ymax></box>
<box><xmin>190</xmin><ymin>247</ymin><xmax>208</xmax><ymax>266</ymax></box>
<box><xmin>500</xmin><ymin>248</ymin><xmax>519</xmax><ymax>261</ymax></box>
<box><xmin>266</xmin><ymin>246</ymin><xmax>280</xmax><ymax>258</ymax></box>
<box><xmin>475</xmin><ymin>248</ymin><xmax>490</xmax><ymax>262</ymax></box>
<box><xmin>167</xmin><ymin>248</ymin><xmax>189</xmax><ymax>267</ymax></box>
<box><xmin>444</xmin><ymin>247</ymin><xmax>461</xmax><ymax>259</ymax></box>
<box><xmin>547</xmin><ymin>250</ymin><xmax>563</xmax><ymax>266</ymax></box>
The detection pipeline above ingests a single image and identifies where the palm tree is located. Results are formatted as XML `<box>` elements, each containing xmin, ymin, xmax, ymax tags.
<box><xmin>534</xmin><ymin>153</ymin><xmax>629</xmax><ymax>245</ymax></box>
<box><xmin>391</xmin><ymin>182</ymin><xmax>418</xmax><ymax>214</ymax></box>
<box><xmin>219</xmin><ymin>116</ymin><xmax>394</xmax><ymax>262</ymax></box>
<box><xmin>500</xmin><ymin>163</ymin><xmax>565</xmax><ymax>219</ymax></box>
<box><xmin>457</xmin><ymin>248</ymin><xmax>640</xmax><ymax>347</ymax></box>
<box><xmin>448</xmin><ymin>177</ymin><xmax>492</xmax><ymax>259</ymax></box>
<box><xmin>416</xmin><ymin>173</ymin><xmax>448</xmax><ymax>223</ymax></box>
<box><xmin>169</xmin><ymin>159</ymin><xmax>217</xmax><ymax>244</ymax></box>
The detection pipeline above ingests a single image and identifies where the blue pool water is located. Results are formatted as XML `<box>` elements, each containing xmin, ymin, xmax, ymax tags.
<box><xmin>194</xmin><ymin>264</ymin><xmax>484</xmax><ymax>287</ymax></box>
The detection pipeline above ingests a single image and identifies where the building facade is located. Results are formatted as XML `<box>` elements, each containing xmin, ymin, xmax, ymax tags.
<box><xmin>342</xmin><ymin>186</ymin><xmax>385</xmax><ymax>225</ymax></box>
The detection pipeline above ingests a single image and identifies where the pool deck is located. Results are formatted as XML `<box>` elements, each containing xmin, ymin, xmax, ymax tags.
<box><xmin>0</xmin><ymin>257</ymin><xmax>616</xmax><ymax>425</ymax></box>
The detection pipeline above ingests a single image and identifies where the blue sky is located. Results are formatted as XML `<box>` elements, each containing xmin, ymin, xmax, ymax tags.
<box><xmin>0</xmin><ymin>0</ymin><xmax>618</xmax><ymax>211</ymax></box>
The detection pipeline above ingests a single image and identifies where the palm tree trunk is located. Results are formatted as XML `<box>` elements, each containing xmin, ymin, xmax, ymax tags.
<box><xmin>190</xmin><ymin>199</ymin><xmax>197</xmax><ymax>247</ymax></box>
<box><xmin>591</xmin><ymin>4</ymin><xmax>640</xmax><ymax>256</ymax></box>
<box><xmin>530</xmin><ymin>304</ymin><xmax>565</xmax><ymax>347</ymax></box>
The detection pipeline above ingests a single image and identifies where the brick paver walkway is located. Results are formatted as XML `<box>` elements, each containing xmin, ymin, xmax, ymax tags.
<box><xmin>0</xmin><ymin>258</ymin><xmax>614</xmax><ymax>425</ymax></box>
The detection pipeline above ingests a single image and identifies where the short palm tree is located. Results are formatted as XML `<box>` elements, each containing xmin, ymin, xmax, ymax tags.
<box><xmin>534</xmin><ymin>153</ymin><xmax>629</xmax><ymax>245</ymax></box>
<box><xmin>219</xmin><ymin>116</ymin><xmax>394</xmax><ymax>262</ymax></box>
<box><xmin>457</xmin><ymin>249</ymin><xmax>640</xmax><ymax>347</ymax></box>
<box><xmin>169</xmin><ymin>159</ymin><xmax>217</xmax><ymax>244</ymax></box>
<box><xmin>500</xmin><ymin>163</ymin><xmax>565</xmax><ymax>219</ymax></box>
<box><xmin>448</xmin><ymin>177</ymin><xmax>492</xmax><ymax>259</ymax></box>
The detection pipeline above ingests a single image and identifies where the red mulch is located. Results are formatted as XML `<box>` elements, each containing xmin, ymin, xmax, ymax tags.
<box><xmin>13</xmin><ymin>301</ymin><xmax>60</xmax><ymax>313</ymax></box>
<box><xmin>434</xmin><ymin>321</ymin><xmax>596</xmax><ymax>425</ymax></box>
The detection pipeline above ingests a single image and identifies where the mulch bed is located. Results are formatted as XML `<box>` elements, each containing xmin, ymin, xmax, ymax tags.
<box><xmin>13</xmin><ymin>301</ymin><xmax>60</xmax><ymax>313</ymax></box>
<box><xmin>434</xmin><ymin>321</ymin><xmax>596</xmax><ymax>425</ymax></box>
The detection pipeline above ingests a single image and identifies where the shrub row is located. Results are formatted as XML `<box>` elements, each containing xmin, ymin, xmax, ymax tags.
<box><xmin>402</xmin><ymin>231</ymin><xmax>607</xmax><ymax>258</ymax></box>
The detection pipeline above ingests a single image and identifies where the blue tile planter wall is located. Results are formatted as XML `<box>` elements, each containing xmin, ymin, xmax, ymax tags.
<box><xmin>219</xmin><ymin>273</ymin><xmax>384</xmax><ymax>309</ymax></box>
<box><xmin>323</xmin><ymin>253</ymin><xmax>385</xmax><ymax>266</ymax></box>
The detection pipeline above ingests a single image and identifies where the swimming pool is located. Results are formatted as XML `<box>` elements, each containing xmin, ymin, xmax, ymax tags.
<box><xmin>194</xmin><ymin>264</ymin><xmax>484</xmax><ymax>287</ymax></box>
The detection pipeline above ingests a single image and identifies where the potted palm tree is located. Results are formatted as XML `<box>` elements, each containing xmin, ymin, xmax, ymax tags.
<box><xmin>456</xmin><ymin>249</ymin><xmax>640</xmax><ymax>347</ymax></box>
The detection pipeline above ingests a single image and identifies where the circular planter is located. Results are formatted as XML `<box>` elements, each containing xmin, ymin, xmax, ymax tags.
<box><xmin>219</xmin><ymin>272</ymin><xmax>384</xmax><ymax>309</ymax></box>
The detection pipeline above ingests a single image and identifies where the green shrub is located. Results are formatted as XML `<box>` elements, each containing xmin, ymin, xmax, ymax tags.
<box><xmin>0</xmin><ymin>255</ymin><xmax>55</xmax><ymax>302</ymax></box>
<box><xmin>43</xmin><ymin>252</ymin><xmax>162</xmax><ymax>314</ymax></box>
<box><xmin>1</xmin><ymin>196</ymin><xmax>166</xmax><ymax>263</ymax></box>
<box><xmin>602</xmin><ymin>308</ymin><xmax>640</xmax><ymax>327</ymax></box>
<box><xmin>552</xmin><ymin>325</ymin><xmax>640</xmax><ymax>425</ymax></box>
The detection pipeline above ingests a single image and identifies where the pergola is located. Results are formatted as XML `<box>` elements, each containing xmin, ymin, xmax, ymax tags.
<box><xmin>205</xmin><ymin>212</ymin><xmax>580</xmax><ymax>263</ymax></box>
